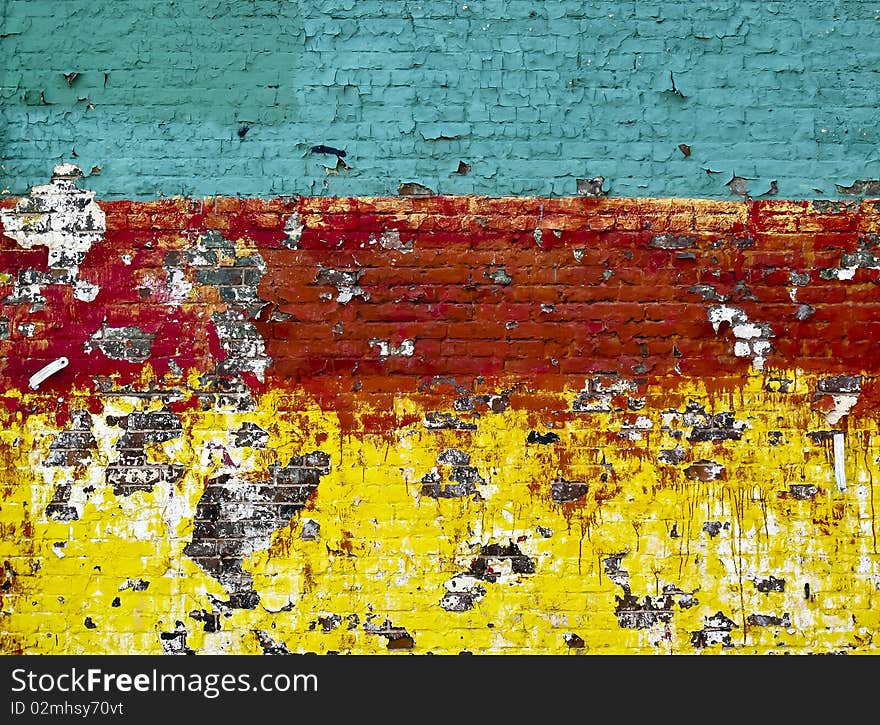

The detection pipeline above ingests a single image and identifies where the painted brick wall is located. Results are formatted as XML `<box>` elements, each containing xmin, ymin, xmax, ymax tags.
<box><xmin>4</xmin><ymin>0</ymin><xmax>880</xmax><ymax>657</ymax></box>
<box><xmin>3</xmin><ymin>0</ymin><xmax>880</xmax><ymax>199</ymax></box>
<box><xmin>1</xmin><ymin>167</ymin><xmax>880</xmax><ymax>654</ymax></box>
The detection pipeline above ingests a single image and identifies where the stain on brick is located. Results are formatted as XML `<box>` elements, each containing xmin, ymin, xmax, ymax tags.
<box><xmin>707</xmin><ymin>304</ymin><xmax>774</xmax><ymax>370</ymax></box>
<box><xmin>441</xmin><ymin>542</ymin><xmax>535</xmax><ymax>612</ymax></box>
<box><xmin>196</xmin><ymin>374</ymin><xmax>255</xmax><ymax>412</ymax></box>
<box><xmin>189</xmin><ymin>608</ymin><xmax>222</xmax><ymax>633</ymax></box>
<box><xmin>796</xmin><ymin>304</ymin><xmax>815</xmax><ymax>320</ymax></box>
<box><xmin>564</xmin><ymin>632</ymin><xmax>585</xmax><ymax>649</ymax></box>
<box><xmin>299</xmin><ymin>518</ymin><xmax>320</xmax><ymax>540</ymax></box>
<box><xmin>702</xmin><ymin>521</ymin><xmax>727</xmax><ymax>538</ymax></box>
<box><xmin>454</xmin><ymin>390</ymin><xmax>512</xmax><ymax>414</ymax></box>
<box><xmin>573</xmin><ymin>376</ymin><xmax>644</xmax><ymax>413</ymax></box>
<box><xmin>614</xmin><ymin>593</ymin><xmax>675</xmax><ymax>629</ymax></box>
<box><xmin>684</xmin><ymin>460</ymin><xmax>725</xmax><ymax>482</ymax></box>
<box><xmin>726</xmin><ymin>175</ymin><xmax>749</xmax><ymax>198</ymax></box>
<box><xmin>185</xmin><ymin>232</ymin><xmax>271</xmax><ymax>381</ymax></box>
<box><xmin>43</xmin><ymin>410</ymin><xmax>95</xmax><ymax>467</ymax></box>
<box><xmin>398</xmin><ymin>182</ymin><xmax>435</xmax><ymax>197</ymax></box>
<box><xmin>658</xmin><ymin>447</ymin><xmax>686</xmax><ymax>465</ymax></box>
<box><xmin>0</xmin><ymin>164</ymin><xmax>103</xmax><ymax>302</ymax></box>
<box><xmin>576</xmin><ymin>176</ymin><xmax>606</xmax><ymax>196</ymax></box>
<box><xmin>650</xmin><ymin>234</ymin><xmax>696</xmax><ymax>250</ymax></box>
<box><xmin>364</xmin><ymin>616</ymin><xmax>415</xmax><ymax>650</ymax></box>
<box><xmin>836</xmin><ymin>180</ymin><xmax>880</xmax><ymax>195</ymax></box>
<box><xmin>45</xmin><ymin>483</ymin><xmax>78</xmax><ymax>522</ymax></box>
<box><xmin>369</xmin><ymin>338</ymin><xmax>414</xmax><ymax>358</ymax></box>
<box><xmin>603</xmin><ymin>552</ymin><xmax>631</xmax><ymax>593</ymax></box>
<box><xmin>118</xmin><ymin>578</ymin><xmax>149</xmax><ymax>592</ymax></box>
<box><xmin>814</xmin><ymin>375</ymin><xmax>861</xmax><ymax>425</ymax></box>
<box><xmin>283</xmin><ymin>212</ymin><xmax>304</xmax><ymax>249</ymax></box>
<box><xmin>484</xmin><ymin>267</ymin><xmax>512</xmax><ymax>285</ymax></box>
<box><xmin>789</xmin><ymin>484</ymin><xmax>818</xmax><ymax>500</ymax></box>
<box><xmin>377</xmin><ymin>229</ymin><xmax>413</xmax><ymax>254</ymax></box>
<box><xmin>688</xmin><ymin>410</ymin><xmax>748</xmax><ymax>442</ymax></box>
<box><xmin>309</xmin><ymin>614</ymin><xmax>342</xmax><ymax>633</ymax></box>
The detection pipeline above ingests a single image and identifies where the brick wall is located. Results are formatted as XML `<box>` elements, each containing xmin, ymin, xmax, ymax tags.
<box><xmin>3</xmin><ymin>0</ymin><xmax>880</xmax><ymax>199</ymax></box>
<box><xmin>1</xmin><ymin>167</ymin><xmax>880</xmax><ymax>654</ymax></box>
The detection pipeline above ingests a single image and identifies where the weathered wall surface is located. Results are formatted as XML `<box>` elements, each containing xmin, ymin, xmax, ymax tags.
<box><xmin>2</xmin><ymin>167</ymin><xmax>880</xmax><ymax>654</ymax></box>
<box><xmin>3</xmin><ymin>0</ymin><xmax>880</xmax><ymax>199</ymax></box>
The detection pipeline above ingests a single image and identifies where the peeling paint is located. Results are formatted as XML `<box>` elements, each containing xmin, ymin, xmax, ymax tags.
<box><xmin>315</xmin><ymin>267</ymin><xmax>368</xmax><ymax>304</ymax></box>
<box><xmin>85</xmin><ymin>323</ymin><xmax>155</xmax><ymax>363</ymax></box>
<box><xmin>369</xmin><ymin>338</ymin><xmax>414</xmax><ymax>358</ymax></box>
<box><xmin>0</xmin><ymin>165</ymin><xmax>104</xmax><ymax>298</ymax></box>
<box><xmin>707</xmin><ymin>304</ymin><xmax>774</xmax><ymax>370</ymax></box>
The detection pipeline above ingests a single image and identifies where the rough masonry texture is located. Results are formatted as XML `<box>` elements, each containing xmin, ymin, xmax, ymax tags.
<box><xmin>3</xmin><ymin>1</ymin><xmax>880</xmax><ymax>199</ymax></box>
<box><xmin>3</xmin><ymin>167</ymin><xmax>880</xmax><ymax>654</ymax></box>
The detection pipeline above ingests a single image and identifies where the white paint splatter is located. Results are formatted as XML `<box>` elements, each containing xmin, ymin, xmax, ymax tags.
<box><xmin>369</xmin><ymin>338</ymin><xmax>415</xmax><ymax>357</ymax></box>
<box><xmin>707</xmin><ymin>304</ymin><xmax>774</xmax><ymax>370</ymax></box>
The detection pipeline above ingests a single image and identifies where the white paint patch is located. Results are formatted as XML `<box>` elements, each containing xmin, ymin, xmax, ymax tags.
<box><xmin>165</xmin><ymin>267</ymin><xmax>193</xmax><ymax>305</ymax></box>
<box><xmin>0</xmin><ymin>164</ymin><xmax>104</xmax><ymax>300</ymax></box>
<box><xmin>731</xmin><ymin>323</ymin><xmax>765</xmax><ymax>340</ymax></box>
<box><xmin>73</xmin><ymin>279</ymin><xmax>99</xmax><ymax>302</ymax></box>
<box><xmin>829</xmin><ymin>267</ymin><xmax>857</xmax><ymax>280</ymax></box>
<box><xmin>161</xmin><ymin>486</ymin><xmax>193</xmax><ymax>537</ymax></box>
<box><xmin>129</xmin><ymin>517</ymin><xmax>152</xmax><ymax>540</ymax></box>
<box><xmin>617</xmin><ymin>416</ymin><xmax>654</xmax><ymax>440</ymax></box>
<box><xmin>283</xmin><ymin>212</ymin><xmax>304</xmax><ymax>249</ymax></box>
<box><xmin>707</xmin><ymin>304</ymin><xmax>774</xmax><ymax>370</ymax></box>
<box><xmin>826</xmin><ymin>393</ymin><xmax>860</xmax><ymax>425</ymax></box>
<box><xmin>833</xmin><ymin>432</ymin><xmax>847</xmax><ymax>491</ymax></box>
<box><xmin>369</xmin><ymin>338</ymin><xmax>415</xmax><ymax>357</ymax></box>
